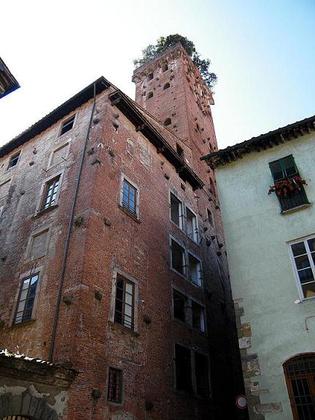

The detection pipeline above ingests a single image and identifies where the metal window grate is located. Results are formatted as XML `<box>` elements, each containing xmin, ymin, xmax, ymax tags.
<box><xmin>107</xmin><ymin>367</ymin><xmax>123</xmax><ymax>403</ymax></box>
<box><xmin>284</xmin><ymin>354</ymin><xmax>315</xmax><ymax>420</ymax></box>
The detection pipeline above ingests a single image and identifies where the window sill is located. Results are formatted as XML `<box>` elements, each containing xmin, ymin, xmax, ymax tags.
<box><xmin>108</xmin><ymin>320</ymin><xmax>139</xmax><ymax>337</ymax></box>
<box><xmin>11</xmin><ymin>319</ymin><xmax>36</xmax><ymax>329</ymax></box>
<box><xmin>33</xmin><ymin>204</ymin><xmax>59</xmax><ymax>218</ymax></box>
<box><xmin>118</xmin><ymin>205</ymin><xmax>140</xmax><ymax>223</ymax></box>
<box><xmin>281</xmin><ymin>202</ymin><xmax>311</xmax><ymax>215</ymax></box>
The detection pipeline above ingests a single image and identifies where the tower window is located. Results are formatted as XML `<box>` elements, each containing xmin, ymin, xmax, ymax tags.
<box><xmin>162</xmin><ymin>64</ymin><xmax>168</xmax><ymax>72</ymax></box>
<box><xmin>147</xmin><ymin>72</ymin><xmax>153</xmax><ymax>81</ymax></box>
<box><xmin>147</xmin><ymin>91</ymin><xmax>153</xmax><ymax>99</ymax></box>
<box><xmin>41</xmin><ymin>175</ymin><xmax>61</xmax><ymax>210</ymax></box>
<box><xmin>121</xmin><ymin>178</ymin><xmax>138</xmax><ymax>216</ymax></box>
<box><xmin>163</xmin><ymin>82</ymin><xmax>170</xmax><ymax>90</ymax></box>
<box><xmin>170</xmin><ymin>193</ymin><xmax>183</xmax><ymax>229</ymax></box>
<box><xmin>60</xmin><ymin>115</ymin><xmax>75</xmax><ymax>136</ymax></box>
<box><xmin>114</xmin><ymin>275</ymin><xmax>135</xmax><ymax>329</ymax></box>
<box><xmin>107</xmin><ymin>367</ymin><xmax>123</xmax><ymax>403</ymax></box>
<box><xmin>171</xmin><ymin>239</ymin><xmax>186</xmax><ymax>275</ymax></box>
<box><xmin>14</xmin><ymin>273</ymin><xmax>39</xmax><ymax>324</ymax></box>
<box><xmin>164</xmin><ymin>118</ymin><xmax>171</xmax><ymax>127</ymax></box>
<box><xmin>7</xmin><ymin>152</ymin><xmax>20</xmax><ymax>169</ymax></box>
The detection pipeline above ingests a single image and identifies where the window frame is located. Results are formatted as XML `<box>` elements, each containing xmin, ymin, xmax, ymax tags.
<box><xmin>120</xmin><ymin>175</ymin><xmax>140</xmax><ymax>219</ymax></box>
<box><xmin>288</xmin><ymin>234</ymin><xmax>315</xmax><ymax>301</ymax></box>
<box><xmin>170</xmin><ymin>236</ymin><xmax>186</xmax><ymax>278</ymax></box>
<box><xmin>174</xmin><ymin>343</ymin><xmax>211</xmax><ymax>398</ymax></box>
<box><xmin>269</xmin><ymin>155</ymin><xmax>309</xmax><ymax>212</ymax></box>
<box><xmin>170</xmin><ymin>191</ymin><xmax>184</xmax><ymax>230</ymax></box>
<box><xmin>187</xmin><ymin>252</ymin><xmax>202</xmax><ymax>286</ymax></box>
<box><xmin>107</xmin><ymin>367</ymin><xmax>123</xmax><ymax>404</ymax></box>
<box><xmin>110</xmin><ymin>270</ymin><xmax>139</xmax><ymax>333</ymax></box>
<box><xmin>13</xmin><ymin>272</ymin><xmax>41</xmax><ymax>325</ymax></box>
<box><xmin>172</xmin><ymin>287</ymin><xmax>206</xmax><ymax>333</ymax></box>
<box><xmin>185</xmin><ymin>206</ymin><xmax>199</xmax><ymax>244</ymax></box>
<box><xmin>26</xmin><ymin>227</ymin><xmax>50</xmax><ymax>261</ymax></box>
<box><xmin>7</xmin><ymin>151</ymin><xmax>21</xmax><ymax>170</ymax></box>
<box><xmin>36</xmin><ymin>172</ymin><xmax>63</xmax><ymax>214</ymax></box>
<box><xmin>59</xmin><ymin>114</ymin><xmax>76</xmax><ymax>137</ymax></box>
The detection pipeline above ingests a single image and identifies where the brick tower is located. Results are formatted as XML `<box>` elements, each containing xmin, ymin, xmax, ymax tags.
<box><xmin>132</xmin><ymin>43</ymin><xmax>217</xmax><ymax>179</ymax></box>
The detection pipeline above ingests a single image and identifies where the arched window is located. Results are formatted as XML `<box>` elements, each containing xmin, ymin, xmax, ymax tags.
<box><xmin>163</xmin><ymin>82</ymin><xmax>170</xmax><ymax>90</ymax></box>
<box><xmin>147</xmin><ymin>92</ymin><xmax>153</xmax><ymax>99</ymax></box>
<box><xmin>283</xmin><ymin>354</ymin><xmax>315</xmax><ymax>419</ymax></box>
<box><xmin>164</xmin><ymin>118</ymin><xmax>171</xmax><ymax>127</ymax></box>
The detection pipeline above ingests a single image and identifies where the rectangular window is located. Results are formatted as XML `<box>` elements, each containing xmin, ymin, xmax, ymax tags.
<box><xmin>50</xmin><ymin>143</ymin><xmax>69</xmax><ymax>167</ymax></box>
<box><xmin>121</xmin><ymin>179</ymin><xmax>138</xmax><ymax>216</ymax></box>
<box><xmin>290</xmin><ymin>237</ymin><xmax>315</xmax><ymax>299</ymax></box>
<box><xmin>170</xmin><ymin>193</ymin><xmax>183</xmax><ymax>228</ymax></box>
<box><xmin>171</xmin><ymin>239</ymin><xmax>186</xmax><ymax>275</ymax></box>
<box><xmin>14</xmin><ymin>273</ymin><xmax>39</xmax><ymax>324</ymax></box>
<box><xmin>41</xmin><ymin>175</ymin><xmax>61</xmax><ymax>210</ymax></box>
<box><xmin>114</xmin><ymin>275</ymin><xmax>135</xmax><ymax>329</ymax></box>
<box><xmin>7</xmin><ymin>152</ymin><xmax>20</xmax><ymax>169</ymax></box>
<box><xmin>173</xmin><ymin>290</ymin><xmax>187</xmax><ymax>323</ymax></box>
<box><xmin>192</xmin><ymin>301</ymin><xmax>205</xmax><ymax>333</ymax></box>
<box><xmin>269</xmin><ymin>155</ymin><xmax>308</xmax><ymax>212</ymax></box>
<box><xmin>195</xmin><ymin>352</ymin><xmax>210</xmax><ymax>398</ymax></box>
<box><xmin>60</xmin><ymin>115</ymin><xmax>75</xmax><ymax>136</ymax></box>
<box><xmin>107</xmin><ymin>368</ymin><xmax>123</xmax><ymax>403</ymax></box>
<box><xmin>188</xmin><ymin>253</ymin><xmax>202</xmax><ymax>286</ymax></box>
<box><xmin>29</xmin><ymin>230</ymin><xmax>49</xmax><ymax>260</ymax></box>
<box><xmin>186</xmin><ymin>208</ymin><xmax>198</xmax><ymax>243</ymax></box>
<box><xmin>175</xmin><ymin>344</ymin><xmax>193</xmax><ymax>392</ymax></box>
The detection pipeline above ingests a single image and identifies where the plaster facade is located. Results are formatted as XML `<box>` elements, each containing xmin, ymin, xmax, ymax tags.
<box><xmin>213</xmin><ymin>130</ymin><xmax>315</xmax><ymax>419</ymax></box>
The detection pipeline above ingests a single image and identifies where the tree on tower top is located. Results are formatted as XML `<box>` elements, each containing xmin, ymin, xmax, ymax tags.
<box><xmin>134</xmin><ymin>34</ymin><xmax>217</xmax><ymax>88</ymax></box>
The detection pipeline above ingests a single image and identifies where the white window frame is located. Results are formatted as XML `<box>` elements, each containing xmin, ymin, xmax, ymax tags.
<box><xmin>35</xmin><ymin>171</ymin><xmax>64</xmax><ymax>214</ymax></box>
<box><xmin>187</xmin><ymin>251</ymin><xmax>202</xmax><ymax>287</ymax></box>
<box><xmin>185</xmin><ymin>206</ymin><xmax>199</xmax><ymax>244</ymax></box>
<box><xmin>169</xmin><ymin>190</ymin><xmax>184</xmax><ymax>230</ymax></box>
<box><xmin>119</xmin><ymin>174</ymin><xmax>140</xmax><ymax>219</ymax></box>
<box><xmin>288</xmin><ymin>234</ymin><xmax>315</xmax><ymax>301</ymax></box>
<box><xmin>47</xmin><ymin>141</ymin><xmax>71</xmax><ymax>169</ymax></box>
<box><xmin>110</xmin><ymin>269</ymin><xmax>139</xmax><ymax>333</ymax></box>
<box><xmin>11</xmin><ymin>266</ymin><xmax>44</xmax><ymax>326</ymax></box>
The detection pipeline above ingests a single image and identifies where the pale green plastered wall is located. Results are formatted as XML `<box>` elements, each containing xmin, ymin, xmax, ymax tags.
<box><xmin>216</xmin><ymin>132</ymin><xmax>315</xmax><ymax>419</ymax></box>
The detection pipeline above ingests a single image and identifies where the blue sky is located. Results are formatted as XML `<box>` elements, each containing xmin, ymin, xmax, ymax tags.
<box><xmin>1</xmin><ymin>0</ymin><xmax>314</xmax><ymax>149</ymax></box>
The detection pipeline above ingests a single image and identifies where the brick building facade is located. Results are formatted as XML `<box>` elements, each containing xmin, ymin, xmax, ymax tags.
<box><xmin>0</xmin><ymin>44</ymin><xmax>246</xmax><ymax>419</ymax></box>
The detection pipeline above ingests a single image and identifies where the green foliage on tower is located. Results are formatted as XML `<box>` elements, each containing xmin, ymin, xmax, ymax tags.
<box><xmin>134</xmin><ymin>34</ymin><xmax>217</xmax><ymax>88</ymax></box>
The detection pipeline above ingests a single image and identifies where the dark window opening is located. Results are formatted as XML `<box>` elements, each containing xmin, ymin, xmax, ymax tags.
<box><xmin>192</xmin><ymin>301</ymin><xmax>205</xmax><ymax>332</ymax></box>
<box><xmin>163</xmin><ymin>82</ymin><xmax>170</xmax><ymax>90</ymax></box>
<box><xmin>175</xmin><ymin>344</ymin><xmax>192</xmax><ymax>392</ymax></box>
<box><xmin>188</xmin><ymin>253</ymin><xmax>202</xmax><ymax>286</ymax></box>
<box><xmin>162</xmin><ymin>64</ymin><xmax>168</xmax><ymax>72</ymax></box>
<box><xmin>60</xmin><ymin>115</ymin><xmax>75</xmax><ymax>136</ymax></box>
<box><xmin>147</xmin><ymin>91</ymin><xmax>153</xmax><ymax>99</ymax></box>
<box><xmin>41</xmin><ymin>175</ymin><xmax>61</xmax><ymax>210</ymax></box>
<box><xmin>170</xmin><ymin>193</ymin><xmax>183</xmax><ymax>228</ymax></box>
<box><xmin>195</xmin><ymin>352</ymin><xmax>210</xmax><ymax>397</ymax></box>
<box><xmin>173</xmin><ymin>290</ymin><xmax>187</xmax><ymax>323</ymax></box>
<box><xmin>171</xmin><ymin>239</ymin><xmax>185</xmax><ymax>275</ymax></box>
<box><xmin>269</xmin><ymin>155</ymin><xmax>308</xmax><ymax>212</ymax></box>
<box><xmin>164</xmin><ymin>118</ymin><xmax>171</xmax><ymax>127</ymax></box>
<box><xmin>107</xmin><ymin>367</ymin><xmax>123</xmax><ymax>403</ymax></box>
<box><xmin>114</xmin><ymin>275</ymin><xmax>135</xmax><ymax>330</ymax></box>
<box><xmin>14</xmin><ymin>273</ymin><xmax>39</xmax><ymax>324</ymax></box>
<box><xmin>147</xmin><ymin>72</ymin><xmax>153</xmax><ymax>81</ymax></box>
<box><xmin>7</xmin><ymin>152</ymin><xmax>20</xmax><ymax>169</ymax></box>
<box><xmin>122</xmin><ymin>179</ymin><xmax>137</xmax><ymax>215</ymax></box>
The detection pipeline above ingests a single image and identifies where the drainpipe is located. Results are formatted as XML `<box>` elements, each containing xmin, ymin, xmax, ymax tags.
<box><xmin>49</xmin><ymin>82</ymin><xmax>97</xmax><ymax>362</ymax></box>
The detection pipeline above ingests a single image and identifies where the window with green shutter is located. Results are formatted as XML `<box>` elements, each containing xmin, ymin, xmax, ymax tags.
<box><xmin>269</xmin><ymin>155</ymin><xmax>308</xmax><ymax>212</ymax></box>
